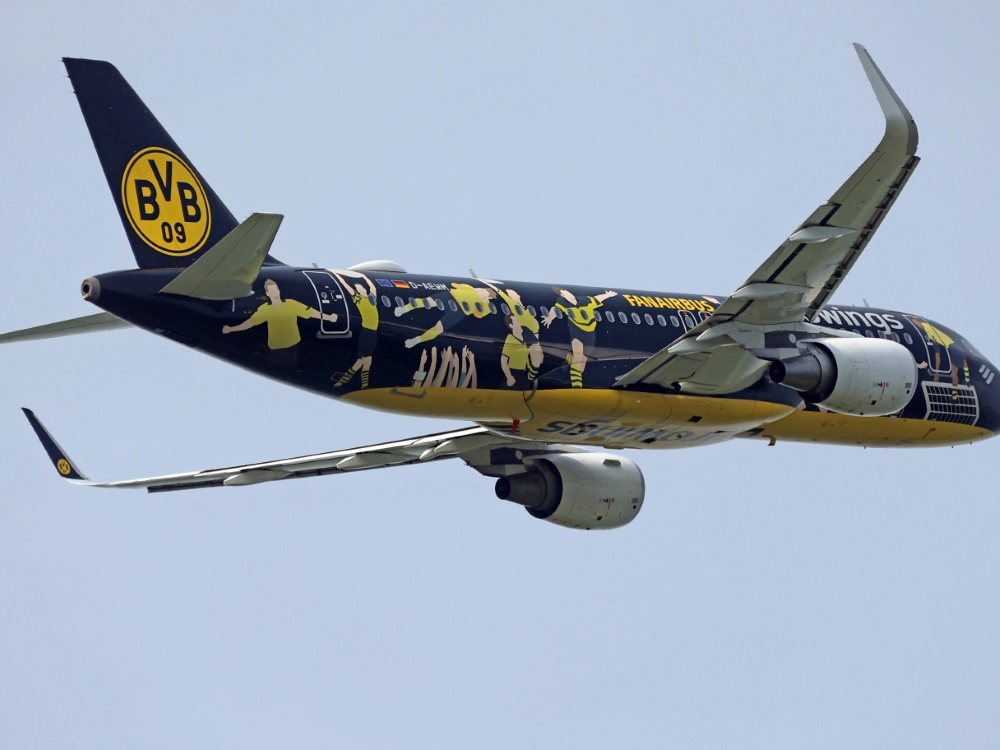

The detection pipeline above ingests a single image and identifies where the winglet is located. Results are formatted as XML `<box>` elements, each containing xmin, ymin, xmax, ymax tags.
<box><xmin>853</xmin><ymin>43</ymin><xmax>918</xmax><ymax>155</ymax></box>
<box><xmin>159</xmin><ymin>213</ymin><xmax>284</xmax><ymax>300</ymax></box>
<box><xmin>21</xmin><ymin>408</ymin><xmax>91</xmax><ymax>483</ymax></box>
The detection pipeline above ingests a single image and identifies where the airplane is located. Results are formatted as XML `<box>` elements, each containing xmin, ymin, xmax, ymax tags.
<box><xmin>2</xmin><ymin>45</ymin><xmax>997</xmax><ymax>530</ymax></box>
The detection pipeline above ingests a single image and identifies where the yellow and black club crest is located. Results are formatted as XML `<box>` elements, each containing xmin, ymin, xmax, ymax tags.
<box><xmin>121</xmin><ymin>147</ymin><xmax>212</xmax><ymax>257</ymax></box>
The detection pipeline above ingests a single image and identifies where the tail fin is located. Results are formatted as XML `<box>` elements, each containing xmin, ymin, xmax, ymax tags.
<box><xmin>64</xmin><ymin>58</ymin><xmax>281</xmax><ymax>269</ymax></box>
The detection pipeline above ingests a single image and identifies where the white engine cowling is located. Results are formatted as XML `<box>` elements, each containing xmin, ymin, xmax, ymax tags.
<box><xmin>494</xmin><ymin>453</ymin><xmax>645</xmax><ymax>530</ymax></box>
<box><xmin>769</xmin><ymin>337</ymin><xmax>917</xmax><ymax>417</ymax></box>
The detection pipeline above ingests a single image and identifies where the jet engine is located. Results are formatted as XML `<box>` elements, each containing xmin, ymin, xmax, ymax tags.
<box><xmin>494</xmin><ymin>453</ymin><xmax>645</xmax><ymax>530</ymax></box>
<box><xmin>768</xmin><ymin>337</ymin><xmax>917</xmax><ymax>416</ymax></box>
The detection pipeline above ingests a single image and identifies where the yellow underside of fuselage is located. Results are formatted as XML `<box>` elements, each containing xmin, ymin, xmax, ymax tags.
<box><xmin>759</xmin><ymin>409</ymin><xmax>992</xmax><ymax>447</ymax></box>
<box><xmin>343</xmin><ymin>386</ymin><xmax>993</xmax><ymax>448</ymax></box>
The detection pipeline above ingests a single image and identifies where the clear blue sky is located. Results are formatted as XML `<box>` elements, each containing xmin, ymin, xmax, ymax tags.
<box><xmin>2</xmin><ymin>2</ymin><xmax>998</xmax><ymax>748</ymax></box>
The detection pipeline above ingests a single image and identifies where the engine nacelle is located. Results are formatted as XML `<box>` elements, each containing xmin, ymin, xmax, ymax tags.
<box><xmin>769</xmin><ymin>337</ymin><xmax>917</xmax><ymax>417</ymax></box>
<box><xmin>494</xmin><ymin>453</ymin><xmax>645</xmax><ymax>530</ymax></box>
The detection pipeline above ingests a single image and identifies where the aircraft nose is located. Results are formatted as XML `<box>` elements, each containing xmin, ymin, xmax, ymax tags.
<box><xmin>977</xmin><ymin>356</ymin><xmax>1000</xmax><ymax>435</ymax></box>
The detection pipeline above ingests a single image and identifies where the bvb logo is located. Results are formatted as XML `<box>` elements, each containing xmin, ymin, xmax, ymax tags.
<box><xmin>56</xmin><ymin>459</ymin><xmax>72</xmax><ymax>476</ymax></box>
<box><xmin>121</xmin><ymin>147</ymin><xmax>212</xmax><ymax>257</ymax></box>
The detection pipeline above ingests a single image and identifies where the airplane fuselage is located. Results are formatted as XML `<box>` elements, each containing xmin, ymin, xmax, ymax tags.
<box><xmin>82</xmin><ymin>265</ymin><xmax>1000</xmax><ymax>450</ymax></box>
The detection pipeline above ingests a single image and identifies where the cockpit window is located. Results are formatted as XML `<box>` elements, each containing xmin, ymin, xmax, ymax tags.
<box><xmin>962</xmin><ymin>338</ymin><xmax>985</xmax><ymax>359</ymax></box>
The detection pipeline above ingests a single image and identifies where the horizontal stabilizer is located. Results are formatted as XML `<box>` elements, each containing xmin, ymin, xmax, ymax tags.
<box><xmin>0</xmin><ymin>312</ymin><xmax>130</xmax><ymax>344</ymax></box>
<box><xmin>159</xmin><ymin>213</ymin><xmax>283</xmax><ymax>300</ymax></box>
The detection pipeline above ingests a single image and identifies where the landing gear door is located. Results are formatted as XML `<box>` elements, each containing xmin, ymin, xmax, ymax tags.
<box><xmin>302</xmin><ymin>270</ymin><xmax>352</xmax><ymax>338</ymax></box>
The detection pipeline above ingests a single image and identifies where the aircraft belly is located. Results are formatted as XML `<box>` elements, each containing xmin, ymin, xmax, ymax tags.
<box><xmin>754</xmin><ymin>411</ymin><xmax>994</xmax><ymax>447</ymax></box>
<box><xmin>341</xmin><ymin>386</ymin><xmax>797</xmax><ymax>449</ymax></box>
<box><xmin>517</xmin><ymin>389</ymin><xmax>796</xmax><ymax>449</ymax></box>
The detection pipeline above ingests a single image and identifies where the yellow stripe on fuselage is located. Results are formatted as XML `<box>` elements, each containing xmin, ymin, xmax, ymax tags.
<box><xmin>343</xmin><ymin>386</ymin><xmax>994</xmax><ymax>448</ymax></box>
<box><xmin>758</xmin><ymin>410</ymin><xmax>993</xmax><ymax>447</ymax></box>
<box><xmin>344</xmin><ymin>387</ymin><xmax>793</xmax><ymax>448</ymax></box>
<box><xmin>343</xmin><ymin>386</ymin><xmax>532</xmax><ymax>421</ymax></box>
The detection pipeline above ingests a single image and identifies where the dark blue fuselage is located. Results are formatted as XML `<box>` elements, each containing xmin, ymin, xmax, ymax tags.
<box><xmin>83</xmin><ymin>265</ymin><xmax>1000</xmax><ymax>440</ymax></box>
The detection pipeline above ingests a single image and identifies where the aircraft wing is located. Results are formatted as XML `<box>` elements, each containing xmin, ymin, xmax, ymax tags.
<box><xmin>615</xmin><ymin>44</ymin><xmax>919</xmax><ymax>394</ymax></box>
<box><xmin>22</xmin><ymin>408</ymin><xmax>580</xmax><ymax>492</ymax></box>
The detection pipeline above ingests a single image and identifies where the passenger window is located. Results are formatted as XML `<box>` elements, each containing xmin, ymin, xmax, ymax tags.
<box><xmin>657</xmin><ymin>315</ymin><xmax>666</xmax><ymax>326</ymax></box>
<box><xmin>381</xmin><ymin>295</ymin><xmax>390</xmax><ymax>307</ymax></box>
<box><xmin>567</xmin><ymin>308</ymin><xmax>577</xmax><ymax>320</ymax></box>
<box><xmin>864</xmin><ymin>329</ymin><xmax>874</xmax><ymax>337</ymax></box>
<box><xmin>555</xmin><ymin>308</ymin><xmax>564</xmax><ymax>319</ymax></box>
<box><xmin>395</xmin><ymin>296</ymin><xmax>404</xmax><ymax>307</ymax></box>
<box><xmin>501</xmin><ymin>304</ymin><xmax>510</xmax><ymax>315</ymax></box>
<box><xmin>528</xmin><ymin>306</ymin><xmax>536</xmax><ymax>317</ymax></box>
<box><xmin>618</xmin><ymin>311</ymin><xmax>628</xmax><ymax>323</ymax></box>
<box><xmin>540</xmin><ymin>306</ymin><xmax>549</xmax><ymax>317</ymax></box>
<box><xmin>670</xmin><ymin>315</ymin><xmax>679</xmax><ymax>327</ymax></box>
<box><xmin>489</xmin><ymin>303</ymin><xmax>497</xmax><ymax>315</ymax></box>
<box><xmin>892</xmin><ymin>333</ymin><xmax>900</xmax><ymax>343</ymax></box>
<box><xmin>605</xmin><ymin>311</ymin><xmax>615</xmax><ymax>322</ymax></box>
<box><xmin>514</xmin><ymin>305</ymin><xmax>523</xmax><ymax>316</ymax></box>
<box><xmin>449</xmin><ymin>300</ymin><xmax>459</xmax><ymax>312</ymax></box>
<box><xmin>644</xmin><ymin>314</ymin><xmax>654</xmax><ymax>325</ymax></box>
<box><xmin>462</xmin><ymin>301</ymin><xmax>471</xmax><ymax>313</ymax></box>
<box><xmin>368</xmin><ymin>294</ymin><xmax>377</xmax><ymax>306</ymax></box>
<box><xmin>436</xmin><ymin>298</ymin><xmax>445</xmax><ymax>311</ymax></box>
<box><xmin>903</xmin><ymin>333</ymin><xmax>913</xmax><ymax>345</ymax></box>
<box><xmin>631</xmin><ymin>312</ymin><xmax>641</xmax><ymax>324</ymax></box>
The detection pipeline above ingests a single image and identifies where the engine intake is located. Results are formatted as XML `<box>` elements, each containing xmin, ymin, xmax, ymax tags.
<box><xmin>769</xmin><ymin>337</ymin><xmax>917</xmax><ymax>417</ymax></box>
<box><xmin>495</xmin><ymin>453</ymin><xmax>644</xmax><ymax>530</ymax></box>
